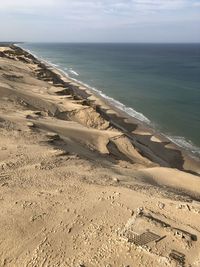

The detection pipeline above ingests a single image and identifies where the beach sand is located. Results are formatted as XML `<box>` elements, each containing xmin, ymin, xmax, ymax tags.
<box><xmin>0</xmin><ymin>45</ymin><xmax>200</xmax><ymax>267</ymax></box>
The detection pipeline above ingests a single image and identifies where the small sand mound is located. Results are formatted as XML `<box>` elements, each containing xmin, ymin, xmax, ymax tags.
<box><xmin>69</xmin><ymin>107</ymin><xmax>110</xmax><ymax>130</ymax></box>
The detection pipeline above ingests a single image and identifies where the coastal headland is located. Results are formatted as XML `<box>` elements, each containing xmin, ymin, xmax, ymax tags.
<box><xmin>0</xmin><ymin>44</ymin><xmax>200</xmax><ymax>266</ymax></box>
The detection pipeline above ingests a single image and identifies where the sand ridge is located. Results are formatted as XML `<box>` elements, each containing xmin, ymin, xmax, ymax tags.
<box><xmin>0</xmin><ymin>45</ymin><xmax>200</xmax><ymax>267</ymax></box>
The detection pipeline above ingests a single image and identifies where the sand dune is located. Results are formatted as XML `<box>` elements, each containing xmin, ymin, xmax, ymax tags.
<box><xmin>0</xmin><ymin>45</ymin><xmax>200</xmax><ymax>267</ymax></box>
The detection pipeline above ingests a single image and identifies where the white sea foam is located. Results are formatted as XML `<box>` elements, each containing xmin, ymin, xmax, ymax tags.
<box><xmin>94</xmin><ymin>90</ymin><xmax>150</xmax><ymax>123</ymax></box>
<box><xmin>50</xmin><ymin>63</ymin><xmax>59</xmax><ymax>67</ymax></box>
<box><xmin>62</xmin><ymin>73</ymin><xmax>151</xmax><ymax>124</ymax></box>
<box><xmin>167</xmin><ymin>135</ymin><xmax>200</xmax><ymax>158</ymax></box>
<box><xmin>69</xmin><ymin>69</ymin><xmax>79</xmax><ymax>76</ymax></box>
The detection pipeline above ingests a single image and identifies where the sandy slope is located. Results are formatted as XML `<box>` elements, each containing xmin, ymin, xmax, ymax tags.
<box><xmin>0</xmin><ymin>45</ymin><xmax>200</xmax><ymax>267</ymax></box>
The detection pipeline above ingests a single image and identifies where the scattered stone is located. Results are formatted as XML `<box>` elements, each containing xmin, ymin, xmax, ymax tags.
<box><xmin>131</xmin><ymin>210</ymin><xmax>134</xmax><ymax>216</ymax></box>
<box><xmin>27</xmin><ymin>122</ymin><xmax>35</xmax><ymax>127</ymax></box>
<box><xmin>169</xmin><ymin>250</ymin><xmax>185</xmax><ymax>266</ymax></box>
<box><xmin>68</xmin><ymin>227</ymin><xmax>72</xmax><ymax>233</ymax></box>
<box><xmin>34</xmin><ymin>111</ymin><xmax>43</xmax><ymax>116</ymax></box>
<box><xmin>158</xmin><ymin>202</ymin><xmax>165</xmax><ymax>209</ymax></box>
<box><xmin>1</xmin><ymin>182</ymin><xmax>8</xmax><ymax>187</ymax></box>
<box><xmin>136</xmin><ymin>207</ymin><xmax>143</xmax><ymax>215</ymax></box>
<box><xmin>113</xmin><ymin>178</ymin><xmax>119</xmax><ymax>183</ymax></box>
<box><xmin>57</xmin><ymin>189</ymin><xmax>63</xmax><ymax>194</ymax></box>
<box><xmin>186</xmin><ymin>204</ymin><xmax>191</xmax><ymax>211</ymax></box>
<box><xmin>46</xmin><ymin>132</ymin><xmax>60</xmax><ymax>141</ymax></box>
<box><xmin>177</xmin><ymin>203</ymin><xmax>191</xmax><ymax>212</ymax></box>
<box><xmin>26</xmin><ymin>114</ymin><xmax>40</xmax><ymax>120</ymax></box>
<box><xmin>177</xmin><ymin>204</ymin><xmax>183</xmax><ymax>209</ymax></box>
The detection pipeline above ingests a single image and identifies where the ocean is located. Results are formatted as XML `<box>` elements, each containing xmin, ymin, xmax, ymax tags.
<box><xmin>19</xmin><ymin>43</ymin><xmax>200</xmax><ymax>157</ymax></box>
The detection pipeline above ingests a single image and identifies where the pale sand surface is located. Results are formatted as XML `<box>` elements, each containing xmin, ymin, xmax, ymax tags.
<box><xmin>0</xmin><ymin>45</ymin><xmax>200</xmax><ymax>267</ymax></box>
<box><xmin>0</xmin><ymin>47</ymin><xmax>13</xmax><ymax>52</ymax></box>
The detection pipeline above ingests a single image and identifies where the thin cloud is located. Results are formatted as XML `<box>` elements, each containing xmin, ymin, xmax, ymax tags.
<box><xmin>133</xmin><ymin>0</ymin><xmax>188</xmax><ymax>10</ymax></box>
<box><xmin>0</xmin><ymin>0</ymin><xmax>56</xmax><ymax>9</ymax></box>
<box><xmin>0</xmin><ymin>0</ymin><xmax>191</xmax><ymax>11</ymax></box>
<box><xmin>0</xmin><ymin>0</ymin><xmax>199</xmax><ymax>42</ymax></box>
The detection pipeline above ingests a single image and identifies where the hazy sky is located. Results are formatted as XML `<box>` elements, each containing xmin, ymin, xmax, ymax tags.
<box><xmin>0</xmin><ymin>0</ymin><xmax>200</xmax><ymax>42</ymax></box>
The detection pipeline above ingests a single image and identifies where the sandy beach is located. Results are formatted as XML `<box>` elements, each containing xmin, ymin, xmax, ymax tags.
<box><xmin>0</xmin><ymin>44</ymin><xmax>200</xmax><ymax>267</ymax></box>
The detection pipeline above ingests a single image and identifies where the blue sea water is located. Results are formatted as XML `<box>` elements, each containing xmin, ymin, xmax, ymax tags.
<box><xmin>20</xmin><ymin>43</ymin><xmax>200</xmax><ymax>157</ymax></box>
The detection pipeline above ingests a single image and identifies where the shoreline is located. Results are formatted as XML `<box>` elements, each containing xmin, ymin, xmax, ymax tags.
<box><xmin>1</xmin><ymin>43</ymin><xmax>200</xmax><ymax>173</ymax></box>
<box><xmin>16</xmin><ymin>44</ymin><xmax>200</xmax><ymax>174</ymax></box>
<box><xmin>18</xmin><ymin>43</ymin><xmax>200</xmax><ymax>161</ymax></box>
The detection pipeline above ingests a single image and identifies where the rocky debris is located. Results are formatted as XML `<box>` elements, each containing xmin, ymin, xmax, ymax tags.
<box><xmin>136</xmin><ymin>207</ymin><xmax>144</xmax><ymax>215</ymax></box>
<box><xmin>177</xmin><ymin>203</ymin><xmax>190</xmax><ymax>210</ymax></box>
<box><xmin>113</xmin><ymin>178</ymin><xmax>119</xmax><ymax>183</ymax></box>
<box><xmin>26</xmin><ymin>112</ymin><xmax>41</xmax><ymax>120</ymax></box>
<box><xmin>27</xmin><ymin>122</ymin><xmax>35</xmax><ymax>128</ymax></box>
<box><xmin>176</xmin><ymin>202</ymin><xmax>200</xmax><ymax>214</ymax></box>
<box><xmin>169</xmin><ymin>250</ymin><xmax>185</xmax><ymax>267</ymax></box>
<box><xmin>34</xmin><ymin>111</ymin><xmax>44</xmax><ymax>116</ymax></box>
<box><xmin>46</xmin><ymin>132</ymin><xmax>61</xmax><ymax>141</ymax></box>
<box><xmin>158</xmin><ymin>202</ymin><xmax>165</xmax><ymax>209</ymax></box>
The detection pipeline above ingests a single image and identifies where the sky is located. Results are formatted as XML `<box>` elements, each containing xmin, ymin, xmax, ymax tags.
<box><xmin>0</xmin><ymin>0</ymin><xmax>200</xmax><ymax>42</ymax></box>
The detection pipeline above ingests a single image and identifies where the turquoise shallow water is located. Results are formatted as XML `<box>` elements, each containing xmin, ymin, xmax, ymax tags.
<box><xmin>20</xmin><ymin>43</ymin><xmax>200</xmax><ymax>157</ymax></box>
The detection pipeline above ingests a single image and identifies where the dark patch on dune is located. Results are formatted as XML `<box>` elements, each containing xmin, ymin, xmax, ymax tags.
<box><xmin>2</xmin><ymin>73</ymin><xmax>23</xmax><ymax>81</ymax></box>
